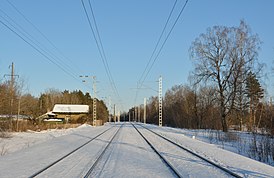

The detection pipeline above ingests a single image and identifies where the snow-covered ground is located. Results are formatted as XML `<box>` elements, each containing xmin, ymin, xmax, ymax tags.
<box><xmin>0</xmin><ymin>123</ymin><xmax>273</xmax><ymax>177</ymax></box>
<box><xmin>154</xmin><ymin>125</ymin><xmax>274</xmax><ymax>166</ymax></box>
<box><xmin>144</xmin><ymin>124</ymin><xmax>274</xmax><ymax>177</ymax></box>
<box><xmin>0</xmin><ymin>124</ymin><xmax>91</xmax><ymax>156</ymax></box>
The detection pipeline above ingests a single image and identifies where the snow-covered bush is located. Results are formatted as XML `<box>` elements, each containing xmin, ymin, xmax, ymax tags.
<box><xmin>0</xmin><ymin>127</ymin><xmax>11</xmax><ymax>138</ymax></box>
<box><xmin>248</xmin><ymin>133</ymin><xmax>274</xmax><ymax>165</ymax></box>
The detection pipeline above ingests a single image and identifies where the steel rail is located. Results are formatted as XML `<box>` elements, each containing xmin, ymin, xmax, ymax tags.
<box><xmin>132</xmin><ymin>123</ymin><xmax>182</xmax><ymax>178</ymax></box>
<box><xmin>83</xmin><ymin>123</ymin><xmax>124</xmax><ymax>178</ymax></box>
<box><xmin>29</xmin><ymin>126</ymin><xmax>113</xmax><ymax>178</ymax></box>
<box><xmin>138</xmin><ymin>124</ymin><xmax>243</xmax><ymax>178</ymax></box>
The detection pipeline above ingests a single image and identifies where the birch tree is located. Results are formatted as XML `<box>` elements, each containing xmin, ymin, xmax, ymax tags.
<box><xmin>190</xmin><ymin>21</ymin><xmax>261</xmax><ymax>132</ymax></box>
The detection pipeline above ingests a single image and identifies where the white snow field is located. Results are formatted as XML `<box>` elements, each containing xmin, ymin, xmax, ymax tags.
<box><xmin>0</xmin><ymin>123</ymin><xmax>273</xmax><ymax>178</ymax></box>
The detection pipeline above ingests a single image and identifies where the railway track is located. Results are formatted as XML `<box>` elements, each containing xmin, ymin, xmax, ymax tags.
<box><xmin>131</xmin><ymin>123</ymin><xmax>181</xmax><ymax>178</ymax></box>
<box><xmin>83</xmin><ymin>123</ymin><xmax>123</xmax><ymax>178</ymax></box>
<box><xmin>1</xmin><ymin>122</ymin><xmax>271</xmax><ymax>177</ymax></box>
<box><xmin>28</xmin><ymin>124</ymin><xmax>121</xmax><ymax>178</ymax></box>
<box><xmin>133</xmin><ymin>123</ymin><xmax>243</xmax><ymax>178</ymax></box>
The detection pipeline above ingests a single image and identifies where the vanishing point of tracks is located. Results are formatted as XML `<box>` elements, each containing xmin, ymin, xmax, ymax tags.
<box><xmin>132</xmin><ymin>123</ymin><xmax>243</xmax><ymax>178</ymax></box>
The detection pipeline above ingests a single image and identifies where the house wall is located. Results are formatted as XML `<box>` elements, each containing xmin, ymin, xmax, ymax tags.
<box><xmin>53</xmin><ymin>113</ymin><xmax>88</xmax><ymax>122</ymax></box>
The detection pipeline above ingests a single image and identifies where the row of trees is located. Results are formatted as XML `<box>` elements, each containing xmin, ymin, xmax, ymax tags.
<box><xmin>133</xmin><ymin>21</ymin><xmax>273</xmax><ymax>134</ymax></box>
<box><xmin>0</xmin><ymin>81</ymin><xmax>109</xmax><ymax>126</ymax></box>
<box><xmin>134</xmin><ymin>80</ymin><xmax>272</xmax><ymax>134</ymax></box>
<box><xmin>144</xmin><ymin>83</ymin><xmax>272</xmax><ymax>133</ymax></box>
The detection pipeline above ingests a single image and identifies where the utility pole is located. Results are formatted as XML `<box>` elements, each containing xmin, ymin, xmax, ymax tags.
<box><xmin>132</xmin><ymin>108</ymin><xmax>134</xmax><ymax>122</ymax></box>
<box><xmin>159</xmin><ymin>76</ymin><xmax>162</xmax><ymax>127</ymax></box>
<box><xmin>16</xmin><ymin>96</ymin><xmax>21</xmax><ymax>131</ymax></box>
<box><xmin>92</xmin><ymin>77</ymin><xmax>97</xmax><ymax>126</ymax></box>
<box><xmin>135</xmin><ymin>107</ymin><xmax>137</xmax><ymax>122</ymax></box>
<box><xmin>134</xmin><ymin>108</ymin><xmax>135</xmax><ymax>122</ymax></box>
<box><xmin>4</xmin><ymin>62</ymin><xmax>19</xmax><ymax>116</ymax></box>
<box><xmin>144</xmin><ymin>97</ymin><xmax>146</xmax><ymax>124</ymax></box>
<box><xmin>11</xmin><ymin>62</ymin><xmax>14</xmax><ymax>90</ymax></box>
<box><xmin>108</xmin><ymin>96</ymin><xmax>111</xmax><ymax>122</ymax></box>
<box><xmin>129</xmin><ymin>111</ymin><xmax>131</xmax><ymax>122</ymax></box>
<box><xmin>80</xmin><ymin>75</ymin><xmax>96</xmax><ymax>126</ymax></box>
<box><xmin>138</xmin><ymin>105</ymin><xmax>140</xmax><ymax>122</ymax></box>
<box><xmin>113</xmin><ymin>104</ymin><xmax>116</xmax><ymax>122</ymax></box>
<box><xmin>118</xmin><ymin>111</ymin><xmax>120</xmax><ymax>122</ymax></box>
<box><xmin>10</xmin><ymin>62</ymin><xmax>15</xmax><ymax>116</ymax></box>
<box><xmin>271</xmin><ymin>97</ymin><xmax>273</xmax><ymax>135</ymax></box>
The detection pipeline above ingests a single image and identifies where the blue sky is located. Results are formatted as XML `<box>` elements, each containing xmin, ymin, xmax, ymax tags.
<box><xmin>0</xmin><ymin>0</ymin><xmax>273</xmax><ymax>112</ymax></box>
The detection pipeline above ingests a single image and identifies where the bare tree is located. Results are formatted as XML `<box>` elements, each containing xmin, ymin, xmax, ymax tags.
<box><xmin>146</xmin><ymin>96</ymin><xmax>158</xmax><ymax>124</ymax></box>
<box><xmin>190</xmin><ymin>21</ymin><xmax>261</xmax><ymax>132</ymax></box>
<box><xmin>0</xmin><ymin>82</ymin><xmax>10</xmax><ymax>114</ymax></box>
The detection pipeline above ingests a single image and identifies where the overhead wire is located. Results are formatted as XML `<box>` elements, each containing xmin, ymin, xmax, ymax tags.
<box><xmin>0</xmin><ymin>18</ymin><xmax>80</xmax><ymax>82</ymax></box>
<box><xmin>134</xmin><ymin>0</ymin><xmax>189</xmax><ymax>106</ymax></box>
<box><xmin>80</xmin><ymin>0</ymin><xmax>114</xmax><ymax>95</ymax></box>
<box><xmin>87</xmin><ymin>0</ymin><xmax>120</xmax><ymax>99</ymax></box>
<box><xmin>81</xmin><ymin>0</ymin><xmax>124</xmax><ymax>110</ymax></box>
<box><xmin>5</xmin><ymin>0</ymin><xmax>84</xmax><ymax>78</ymax></box>
<box><xmin>138</xmin><ymin>0</ymin><xmax>178</xmax><ymax>85</ymax></box>
<box><xmin>0</xmin><ymin>6</ymin><xmax>82</xmax><ymax>84</ymax></box>
<box><xmin>88</xmin><ymin>0</ymin><xmax>124</xmax><ymax>111</ymax></box>
<box><xmin>134</xmin><ymin>0</ymin><xmax>179</xmax><ymax>105</ymax></box>
<box><xmin>142</xmin><ymin>0</ymin><xmax>189</xmax><ymax>83</ymax></box>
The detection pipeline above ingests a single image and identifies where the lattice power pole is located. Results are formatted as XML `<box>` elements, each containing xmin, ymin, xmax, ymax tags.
<box><xmin>80</xmin><ymin>75</ymin><xmax>97</xmax><ymax>126</ymax></box>
<box><xmin>118</xmin><ymin>110</ymin><xmax>120</xmax><ymax>122</ymax></box>
<box><xmin>144</xmin><ymin>97</ymin><xmax>146</xmax><ymax>124</ymax></box>
<box><xmin>108</xmin><ymin>96</ymin><xmax>111</xmax><ymax>122</ymax></box>
<box><xmin>92</xmin><ymin>76</ymin><xmax>97</xmax><ymax>126</ymax></box>
<box><xmin>129</xmin><ymin>110</ymin><xmax>131</xmax><ymax>122</ymax></box>
<box><xmin>113</xmin><ymin>104</ymin><xmax>116</xmax><ymax>122</ymax></box>
<box><xmin>271</xmin><ymin>97</ymin><xmax>273</xmax><ymax>134</ymax></box>
<box><xmin>158</xmin><ymin>76</ymin><xmax>162</xmax><ymax>127</ymax></box>
<box><xmin>138</xmin><ymin>105</ymin><xmax>140</xmax><ymax>122</ymax></box>
<box><xmin>135</xmin><ymin>107</ymin><xmax>137</xmax><ymax>122</ymax></box>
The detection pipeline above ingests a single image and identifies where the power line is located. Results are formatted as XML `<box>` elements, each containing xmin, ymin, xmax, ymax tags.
<box><xmin>0</xmin><ymin>18</ymin><xmax>80</xmax><ymax>82</ymax></box>
<box><xmin>87</xmin><ymin>0</ymin><xmax>120</xmax><ymax>100</ymax></box>
<box><xmin>143</xmin><ymin>0</ymin><xmax>189</xmax><ymax>82</ymax></box>
<box><xmin>81</xmin><ymin>0</ymin><xmax>124</xmax><ymax>110</ymax></box>
<box><xmin>134</xmin><ymin>0</ymin><xmax>189</xmax><ymax>105</ymax></box>
<box><xmin>134</xmin><ymin>0</ymin><xmax>179</xmax><ymax>105</ymax></box>
<box><xmin>138</xmin><ymin>0</ymin><xmax>178</xmax><ymax>85</ymax></box>
<box><xmin>5</xmin><ymin>0</ymin><xmax>84</xmax><ymax>76</ymax></box>
<box><xmin>3</xmin><ymin>0</ymin><xmax>84</xmax><ymax>79</ymax></box>
<box><xmin>81</xmin><ymin>0</ymin><xmax>111</xmax><ymax>84</ymax></box>
<box><xmin>0</xmin><ymin>6</ymin><xmax>84</xmax><ymax>85</ymax></box>
<box><xmin>81</xmin><ymin>0</ymin><xmax>114</xmax><ymax>93</ymax></box>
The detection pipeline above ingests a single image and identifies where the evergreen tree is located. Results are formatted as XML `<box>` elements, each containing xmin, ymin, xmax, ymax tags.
<box><xmin>245</xmin><ymin>72</ymin><xmax>264</xmax><ymax>130</ymax></box>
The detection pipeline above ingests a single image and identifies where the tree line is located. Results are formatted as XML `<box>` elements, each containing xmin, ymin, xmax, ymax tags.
<box><xmin>141</xmin><ymin>82</ymin><xmax>273</xmax><ymax>133</ymax></box>
<box><xmin>0</xmin><ymin>81</ymin><xmax>109</xmax><ymax>129</ymax></box>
